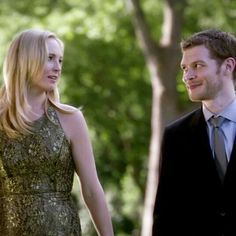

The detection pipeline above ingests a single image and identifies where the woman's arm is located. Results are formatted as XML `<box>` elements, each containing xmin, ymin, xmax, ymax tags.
<box><xmin>59</xmin><ymin>109</ymin><xmax>114</xmax><ymax>236</ymax></box>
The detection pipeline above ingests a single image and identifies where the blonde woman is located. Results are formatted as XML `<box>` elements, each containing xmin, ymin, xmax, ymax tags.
<box><xmin>0</xmin><ymin>29</ymin><xmax>114</xmax><ymax>236</ymax></box>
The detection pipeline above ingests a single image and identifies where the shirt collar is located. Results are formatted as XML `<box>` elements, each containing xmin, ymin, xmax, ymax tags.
<box><xmin>203</xmin><ymin>98</ymin><xmax>236</xmax><ymax>123</ymax></box>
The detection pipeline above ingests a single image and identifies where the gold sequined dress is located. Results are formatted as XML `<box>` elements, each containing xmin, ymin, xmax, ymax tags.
<box><xmin>0</xmin><ymin>106</ymin><xmax>81</xmax><ymax>236</ymax></box>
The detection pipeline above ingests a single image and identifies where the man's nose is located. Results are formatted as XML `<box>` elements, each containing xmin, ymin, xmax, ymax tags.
<box><xmin>183</xmin><ymin>69</ymin><xmax>196</xmax><ymax>82</ymax></box>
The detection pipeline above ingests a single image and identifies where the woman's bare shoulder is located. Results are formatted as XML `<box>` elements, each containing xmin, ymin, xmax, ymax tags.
<box><xmin>55</xmin><ymin>103</ymin><xmax>86</xmax><ymax>139</ymax></box>
<box><xmin>56</xmin><ymin>103</ymin><xmax>84</xmax><ymax>122</ymax></box>
<box><xmin>56</xmin><ymin>102</ymin><xmax>80</xmax><ymax>112</ymax></box>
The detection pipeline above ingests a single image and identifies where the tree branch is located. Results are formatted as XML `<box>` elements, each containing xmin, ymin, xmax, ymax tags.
<box><xmin>126</xmin><ymin>0</ymin><xmax>159</xmax><ymax>61</ymax></box>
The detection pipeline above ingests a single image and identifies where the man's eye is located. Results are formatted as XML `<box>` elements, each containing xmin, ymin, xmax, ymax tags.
<box><xmin>195</xmin><ymin>63</ymin><xmax>203</xmax><ymax>69</ymax></box>
<box><xmin>181</xmin><ymin>66</ymin><xmax>187</xmax><ymax>73</ymax></box>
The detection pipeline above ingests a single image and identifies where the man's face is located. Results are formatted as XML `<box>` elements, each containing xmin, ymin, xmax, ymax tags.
<box><xmin>180</xmin><ymin>45</ymin><xmax>224</xmax><ymax>102</ymax></box>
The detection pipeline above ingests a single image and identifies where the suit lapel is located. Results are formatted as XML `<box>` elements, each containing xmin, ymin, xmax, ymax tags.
<box><xmin>190</xmin><ymin>108</ymin><xmax>213</xmax><ymax>158</ymax></box>
<box><xmin>225</xmin><ymin>135</ymin><xmax>236</xmax><ymax>182</ymax></box>
<box><xmin>229</xmin><ymin>136</ymin><xmax>236</xmax><ymax>162</ymax></box>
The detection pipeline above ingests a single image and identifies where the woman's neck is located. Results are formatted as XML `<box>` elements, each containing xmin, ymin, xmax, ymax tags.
<box><xmin>27</xmin><ymin>92</ymin><xmax>47</xmax><ymax>121</ymax></box>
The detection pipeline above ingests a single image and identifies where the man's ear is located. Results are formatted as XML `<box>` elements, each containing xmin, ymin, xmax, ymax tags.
<box><xmin>224</xmin><ymin>57</ymin><xmax>236</xmax><ymax>73</ymax></box>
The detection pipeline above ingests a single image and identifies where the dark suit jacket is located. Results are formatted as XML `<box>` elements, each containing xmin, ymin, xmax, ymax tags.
<box><xmin>152</xmin><ymin>108</ymin><xmax>236</xmax><ymax>236</ymax></box>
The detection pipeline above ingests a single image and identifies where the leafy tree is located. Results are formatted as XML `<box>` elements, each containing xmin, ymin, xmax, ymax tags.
<box><xmin>1</xmin><ymin>0</ymin><xmax>236</xmax><ymax>235</ymax></box>
<box><xmin>0</xmin><ymin>0</ymin><xmax>150</xmax><ymax>234</ymax></box>
<box><xmin>126</xmin><ymin>0</ymin><xmax>236</xmax><ymax>235</ymax></box>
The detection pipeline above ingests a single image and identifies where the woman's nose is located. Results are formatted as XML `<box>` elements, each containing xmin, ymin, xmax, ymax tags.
<box><xmin>53</xmin><ymin>60</ymin><xmax>61</xmax><ymax>72</ymax></box>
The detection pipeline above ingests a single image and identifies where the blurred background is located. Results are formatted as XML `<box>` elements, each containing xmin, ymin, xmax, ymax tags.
<box><xmin>0</xmin><ymin>0</ymin><xmax>236</xmax><ymax>235</ymax></box>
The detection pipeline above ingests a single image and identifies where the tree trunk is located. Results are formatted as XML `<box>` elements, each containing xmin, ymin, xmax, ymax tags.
<box><xmin>126</xmin><ymin>0</ymin><xmax>187</xmax><ymax>235</ymax></box>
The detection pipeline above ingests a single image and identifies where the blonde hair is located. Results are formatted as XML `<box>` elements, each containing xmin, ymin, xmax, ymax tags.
<box><xmin>0</xmin><ymin>29</ymin><xmax>67</xmax><ymax>138</ymax></box>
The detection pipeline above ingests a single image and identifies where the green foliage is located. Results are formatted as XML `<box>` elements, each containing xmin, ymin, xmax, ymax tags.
<box><xmin>1</xmin><ymin>0</ymin><xmax>236</xmax><ymax>234</ymax></box>
<box><xmin>0</xmin><ymin>0</ymin><xmax>150</xmax><ymax>234</ymax></box>
<box><xmin>183</xmin><ymin>0</ymin><xmax>236</xmax><ymax>34</ymax></box>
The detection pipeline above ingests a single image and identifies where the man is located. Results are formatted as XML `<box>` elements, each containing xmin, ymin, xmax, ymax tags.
<box><xmin>152</xmin><ymin>29</ymin><xmax>236</xmax><ymax>235</ymax></box>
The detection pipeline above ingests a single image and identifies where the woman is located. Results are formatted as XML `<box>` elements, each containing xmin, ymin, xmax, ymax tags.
<box><xmin>0</xmin><ymin>29</ymin><xmax>114</xmax><ymax>236</ymax></box>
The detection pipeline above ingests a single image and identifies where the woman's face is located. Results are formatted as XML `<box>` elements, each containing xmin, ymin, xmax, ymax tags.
<box><xmin>31</xmin><ymin>38</ymin><xmax>63</xmax><ymax>94</ymax></box>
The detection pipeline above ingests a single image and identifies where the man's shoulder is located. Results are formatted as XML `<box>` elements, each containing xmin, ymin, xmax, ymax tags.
<box><xmin>166</xmin><ymin>107</ymin><xmax>203</xmax><ymax>131</ymax></box>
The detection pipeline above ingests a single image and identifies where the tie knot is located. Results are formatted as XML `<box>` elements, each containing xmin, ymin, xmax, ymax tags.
<box><xmin>210</xmin><ymin>116</ymin><xmax>225</xmax><ymax>128</ymax></box>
